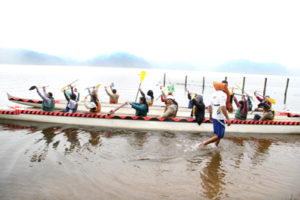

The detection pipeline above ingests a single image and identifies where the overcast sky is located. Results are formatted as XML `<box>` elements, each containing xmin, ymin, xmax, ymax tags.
<box><xmin>0</xmin><ymin>0</ymin><xmax>299</xmax><ymax>69</ymax></box>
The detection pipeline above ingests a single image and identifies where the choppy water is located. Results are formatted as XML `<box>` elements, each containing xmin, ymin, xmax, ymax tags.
<box><xmin>1</xmin><ymin>64</ymin><xmax>300</xmax><ymax>200</ymax></box>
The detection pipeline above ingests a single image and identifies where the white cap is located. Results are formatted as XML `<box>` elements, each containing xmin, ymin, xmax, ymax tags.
<box><xmin>166</xmin><ymin>95</ymin><xmax>175</xmax><ymax>100</ymax></box>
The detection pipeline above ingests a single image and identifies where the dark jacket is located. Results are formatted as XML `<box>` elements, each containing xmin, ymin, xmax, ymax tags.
<box><xmin>192</xmin><ymin>95</ymin><xmax>205</xmax><ymax>125</ymax></box>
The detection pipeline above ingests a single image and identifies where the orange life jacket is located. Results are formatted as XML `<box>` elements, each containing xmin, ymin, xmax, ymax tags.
<box><xmin>90</xmin><ymin>101</ymin><xmax>101</xmax><ymax>114</ymax></box>
<box><xmin>213</xmin><ymin>81</ymin><xmax>233</xmax><ymax>113</ymax></box>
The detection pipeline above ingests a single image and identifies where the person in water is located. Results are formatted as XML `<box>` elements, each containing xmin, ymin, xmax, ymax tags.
<box><xmin>191</xmin><ymin>94</ymin><xmax>205</xmax><ymax>125</ymax></box>
<box><xmin>233</xmin><ymin>94</ymin><xmax>248</xmax><ymax>120</ymax></box>
<box><xmin>35</xmin><ymin>86</ymin><xmax>55</xmax><ymax>111</ymax></box>
<box><xmin>128</xmin><ymin>96</ymin><xmax>149</xmax><ymax>117</ymax></box>
<box><xmin>139</xmin><ymin>87</ymin><xmax>154</xmax><ymax>106</ymax></box>
<box><xmin>161</xmin><ymin>95</ymin><xmax>178</xmax><ymax>118</ymax></box>
<box><xmin>84</xmin><ymin>88</ymin><xmax>101</xmax><ymax>114</ymax></box>
<box><xmin>63</xmin><ymin>85</ymin><xmax>79</xmax><ymax>113</ymax></box>
<box><xmin>198</xmin><ymin>82</ymin><xmax>231</xmax><ymax>147</ymax></box>
<box><xmin>105</xmin><ymin>84</ymin><xmax>119</xmax><ymax>104</ymax></box>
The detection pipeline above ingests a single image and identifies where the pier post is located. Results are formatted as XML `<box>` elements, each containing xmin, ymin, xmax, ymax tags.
<box><xmin>284</xmin><ymin>78</ymin><xmax>290</xmax><ymax>105</ymax></box>
<box><xmin>263</xmin><ymin>78</ymin><xmax>267</xmax><ymax>97</ymax></box>
<box><xmin>184</xmin><ymin>75</ymin><xmax>187</xmax><ymax>92</ymax></box>
<box><xmin>163</xmin><ymin>73</ymin><xmax>166</xmax><ymax>87</ymax></box>
<box><xmin>242</xmin><ymin>77</ymin><xmax>246</xmax><ymax>94</ymax></box>
<box><xmin>202</xmin><ymin>76</ymin><xmax>205</xmax><ymax>94</ymax></box>
<box><xmin>224</xmin><ymin>76</ymin><xmax>227</xmax><ymax>81</ymax></box>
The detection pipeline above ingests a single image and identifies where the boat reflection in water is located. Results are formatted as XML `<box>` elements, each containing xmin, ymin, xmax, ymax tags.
<box><xmin>0</xmin><ymin>120</ymin><xmax>300</xmax><ymax>200</ymax></box>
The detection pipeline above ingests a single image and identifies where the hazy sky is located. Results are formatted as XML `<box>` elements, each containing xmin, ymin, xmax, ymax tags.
<box><xmin>0</xmin><ymin>0</ymin><xmax>299</xmax><ymax>69</ymax></box>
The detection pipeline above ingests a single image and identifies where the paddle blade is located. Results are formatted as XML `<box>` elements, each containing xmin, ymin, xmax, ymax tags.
<box><xmin>140</xmin><ymin>71</ymin><xmax>146</xmax><ymax>83</ymax></box>
<box><xmin>95</xmin><ymin>84</ymin><xmax>101</xmax><ymax>89</ymax></box>
<box><xmin>267</xmin><ymin>97</ymin><xmax>276</xmax><ymax>104</ymax></box>
<box><xmin>168</xmin><ymin>84</ymin><xmax>175</xmax><ymax>93</ymax></box>
<box><xmin>235</xmin><ymin>84</ymin><xmax>242</xmax><ymax>91</ymax></box>
<box><xmin>29</xmin><ymin>86</ymin><xmax>36</xmax><ymax>90</ymax></box>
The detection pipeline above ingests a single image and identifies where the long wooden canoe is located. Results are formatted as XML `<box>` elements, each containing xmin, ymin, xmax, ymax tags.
<box><xmin>7</xmin><ymin>93</ymin><xmax>300</xmax><ymax>121</ymax></box>
<box><xmin>0</xmin><ymin>109</ymin><xmax>300</xmax><ymax>134</ymax></box>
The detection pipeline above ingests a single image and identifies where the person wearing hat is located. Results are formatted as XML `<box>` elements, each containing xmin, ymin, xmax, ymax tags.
<box><xmin>160</xmin><ymin>95</ymin><xmax>178</xmax><ymax>118</ymax></box>
<box><xmin>34</xmin><ymin>86</ymin><xmax>55</xmax><ymax>111</ymax></box>
<box><xmin>198</xmin><ymin>82</ymin><xmax>231</xmax><ymax>147</ymax></box>
<box><xmin>253</xmin><ymin>103</ymin><xmax>274</xmax><ymax>121</ymax></box>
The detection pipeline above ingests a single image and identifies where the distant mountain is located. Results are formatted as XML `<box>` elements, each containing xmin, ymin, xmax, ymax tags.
<box><xmin>85</xmin><ymin>52</ymin><xmax>151</xmax><ymax>68</ymax></box>
<box><xmin>0</xmin><ymin>48</ymin><xmax>69</xmax><ymax>65</ymax></box>
<box><xmin>0</xmin><ymin>48</ymin><xmax>151</xmax><ymax>68</ymax></box>
<box><xmin>215</xmin><ymin>59</ymin><xmax>291</xmax><ymax>75</ymax></box>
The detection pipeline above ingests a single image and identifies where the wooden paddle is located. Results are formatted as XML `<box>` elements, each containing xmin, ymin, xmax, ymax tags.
<box><xmin>135</xmin><ymin>71</ymin><xmax>146</xmax><ymax>102</ymax></box>
<box><xmin>29</xmin><ymin>85</ymin><xmax>49</xmax><ymax>90</ymax></box>
<box><xmin>86</xmin><ymin>84</ymin><xmax>101</xmax><ymax>90</ymax></box>
<box><xmin>255</xmin><ymin>91</ymin><xmax>276</xmax><ymax>104</ymax></box>
<box><xmin>235</xmin><ymin>84</ymin><xmax>255</xmax><ymax>102</ymax></box>
<box><xmin>108</xmin><ymin>102</ymin><xmax>128</xmax><ymax>115</ymax></box>
<box><xmin>61</xmin><ymin>79</ymin><xmax>79</xmax><ymax>92</ymax></box>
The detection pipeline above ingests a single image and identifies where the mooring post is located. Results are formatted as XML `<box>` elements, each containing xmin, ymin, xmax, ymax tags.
<box><xmin>225</xmin><ymin>76</ymin><xmax>227</xmax><ymax>82</ymax></box>
<box><xmin>184</xmin><ymin>75</ymin><xmax>187</xmax><ymax>92</ymax></box>
<box><xmin>284</xmin><ymin>78</ymin><xmax>290</xmax><ymax>105</ymax></box>
<box><xmin>263</xmin><ymin>77</ymin><xmax>267</xmax><ymax>97</ymax></box>
<box><xmin>242</xmin><ymin>77</ymin><xmax>246</xmax><ymax>94</ymax></box>
<box><xmin>202</xmin><ymin>76</ymin><xmax>205</xmax><ymax>94</ymax></box>
<box><xmin>163</xmin><ymin>73</ymin><xmax>166</xmax><ymax>87</ymax></box>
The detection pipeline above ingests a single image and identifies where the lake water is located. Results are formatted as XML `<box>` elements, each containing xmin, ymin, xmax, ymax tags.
<box><xmin>0</xmin><ymin>64</ymin><xmax>300</xmax><ymax>200</ymax></box>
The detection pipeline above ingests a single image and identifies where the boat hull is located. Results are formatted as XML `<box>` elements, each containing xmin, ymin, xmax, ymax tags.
<box><xmin>1</xmin><ymin>110</ymin><xmax>300</xmax><ymax>134</ymax></box>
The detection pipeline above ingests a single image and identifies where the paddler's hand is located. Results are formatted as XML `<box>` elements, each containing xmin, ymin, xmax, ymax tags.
<box><xmin>191</xmin><ymin>94</ymin><xmax>196</xmax><ymax>100</ymax></box>
<box><xmin>227</xmin><ymin>119</ymin><xmax>231</xmax><ymax>126</ymax></box>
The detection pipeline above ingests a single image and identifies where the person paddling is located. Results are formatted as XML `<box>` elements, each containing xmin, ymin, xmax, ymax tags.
<box><xmin>161</xmin><ymin>95</ymin><xmax>178</xmax><ymax>118</ymax></box>
<box><xmin>84</xmin><ymin>88</ymin><xmax>101</xmax><ymax>114</ymax></box>
<box><xmin>63</xmin><ymin>85</ymin><xmax>79</xmax><ymax>113</ymax></box>
<box><xmin>128</xmin><ymin>96</ymin><xmax>149</xmax><ymax>117</ymax></box>
<box><xmin>198</xmin><ymin>82</ymin><xmax>231</xmax><ymax>147</ymax></box>
<box><xmin>105</xmin><ymin>84</ymin><xmax>119</xmax><ymax>104</ymax></box>
<box><xmin>253</xmin><ymin>103</ymin><xmax>275</xmax><ymax>121</ymax></box>
<box><xmin>34</xmin><ymin>86</ymin><xmax>55</xmax><ymax>111</ymax></box>
<box><xmin>139</xmin><ymin>87</ymin><xmax>154</xmax><ymax>106</ymax></box>
<box><xmin>191</xmin><ymin>94</ymin><xmax>205</xmax><ymax>125</ymax></box>
<box><xmin>233</xmin><ymin>94</ymin><xmax>248</xmax><ymax>120</ymax></box>
<box><xmin>254</xmin><ymin>91</ymin><xmax>272</xmax><ymax>111</ymax></box>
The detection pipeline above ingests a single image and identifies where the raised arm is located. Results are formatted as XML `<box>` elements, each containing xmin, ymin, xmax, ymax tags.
<box><xmin>139</xmin><ymin>87</ymin><xmax>146</xmax><ymax>97</ymax></box>
<box><xmin>36</xmin><ymin>87</ymin><xmax>51</xmax><ymax>104</ymax></box>
<box><xmin>105</xmin><ymin>86</ymin><xmax>113</xmax><ymax>97</ymax></box>
<box><xmin>233</xmin><ymin>96</ymin><xmax>240</xmax><ymax>107</ymax></box>
<box><xmin>63</xmin><ymin>90</ymin><xmax>70</xmax><ymax>102</ymax></box>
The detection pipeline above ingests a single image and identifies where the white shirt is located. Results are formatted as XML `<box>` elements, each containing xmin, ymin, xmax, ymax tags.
<box><xmin>67</xmin><ymin>99</ymin><xmax>76</xmax><ymax>113</ymax></box>
<box><xmin>145</xmin><ymin>95</ymin><xmax>152</xmax><ymax>103</ymax></box>
<box><xmin>210</xmin><ymin>90</ymin><xmax>227</xmax><ymax>120</ymax></box>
